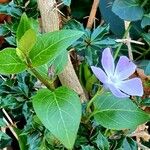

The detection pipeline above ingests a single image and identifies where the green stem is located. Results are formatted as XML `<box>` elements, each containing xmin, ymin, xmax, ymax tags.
<box><xmin>30</xmin><ymin>67</ymin><xmax>55</xmax><ymax>91</ymax></box>
<box><xmin>141</xmin><ymin>0</ymin><xmax>148</xmax><ymax>7</ymax></box>
<box><xmin>86</xmin><ymin>88</ymin><xmax>104</xmax><ymax>113</ymax></box>
<box><xmin>135</xmin><ymin>48</ymin><xmax>150</xmax><ymax>60</ymax></box>
<box><xmin>114</xmin><ymin>24</ymin><xmax>132</xmax><ymax>60</ymax></box>
<box><xmin>24</xmin><ymin>54</ymin><xmax>55</xmax><ymax>91</ymax></box>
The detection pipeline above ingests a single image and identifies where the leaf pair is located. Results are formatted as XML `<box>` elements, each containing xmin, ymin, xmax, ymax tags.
<box><xmin>0</xmin><ymin>13</ymin><xmax>83</xmax><ymax>75</ymax></box>
<box><xmin>0</xmin><ymin>29</ymin><xmax>83</xmax><ymax>75</ymax></box>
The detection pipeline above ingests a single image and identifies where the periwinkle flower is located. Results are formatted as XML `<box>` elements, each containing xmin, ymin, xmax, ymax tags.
<box><xmin>91</xmin><ymin>48</ymin><xmax>143</xmax><ymax>98</ymax></box>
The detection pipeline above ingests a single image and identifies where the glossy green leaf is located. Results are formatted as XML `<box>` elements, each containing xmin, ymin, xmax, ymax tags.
<box><xmin>52</xmin><ymin>50</ymin><xmax>68</xmax><ymax>74</ymax></box>
<box><xmin>63</xmin><ymin>0</ymin><xmax>71</xmax><ymax>6</ymax></box>
<box><xmin>13</xmin><ymin>127</ymin><xmax>28</xmax><ymax>150</ymax></box>
<box><xmin>93</xmin><ymin>92</ymin><xmax>150</xmax><ymax>130</ymax></box>
<box><xmin>0</xmin><ymin>2</ymin><xmax>22</xmax><ymax>18</ymax></box>
<box><xmin>142</xmin><ymin>33</ymin><xmax>150</xmax><ymax>45</ymax></box>
<box><xmin>0</xmin><ymin>131</ymin><xmax>11</xmax><ymax>149</ymax></box>
<box><xmin>94</xmin><ymin>132</ymin><xmax>109</xmax><ymax>150</ymax></box>
<box><xmin>29</xmin><ymin>30</ymin><xmax>83</xmax><ymax>67</ymax></box>
<box><xmin>16</xmin><ymin>13</ymin><xmax>31</xmax><ymax>41</ymax></box>
<box><xmin>32</xmin><ymin>87</ymin><xmax>82</xmax><ymax>149</ymax></box>
<box><xmin>0</xmin><ymin>48</ymin><xmax>26</xmax><ymax>74</ymax></box>
<box><xmin>141</xmin><ymin>98</ymin><xmax>150</xmax><ymax>107</ymax></box>
<box><xmin>122</xmin><ymin>137</ymin><xmax>137</xmax><ymax>150</ymax></box>
<box><xmin>91</xmin><ymin>25</ymin><xmax>109</xmax><ymax>41</ymax></box>
<box><xmin>112</xmin><ymin>0</ymin><xmax>144</xmax><ymax>21</ymax></box>
<box><xmin>0</xmin><ymin>119</ymin><xmax>6</xmax><ymax>127</ymax></box>
<box><xmin>5</xmin><ymin>36</ymin><xmax>16</xmax><ymax>46</ymax></box>
<box><xmin>141</xmin><ymin>13</ymin><xmax>150</xmax><ymax>28</ymax></box>
<box><xmin>35</xmin><ymin>50</ymin><xmax>68</xmax><ymax>82</ymax></box>
<box><xmin>138</xmin><ymin>60</ymin><xmax>150</xmax><ymax>75</ymax></box>
<box><xmin>35</xmin><ymin>63</ymin><xmax>52</xmax><ymax>82</ymax></box>
<box><xmin>0</xmin><ymin>24</ymin><xmax>9</xmax><ymax>36</ymax></box>
<box><xmin>63</xmin><ymin>19</ymin><xmax>85</xmax><ymax>31</ymax></box>
<box><xmin>99</xmin><ymin>0</ymin><xmax>125</xmax><ymax>37</ymax></box>
<box><xmin>18</xmin><ymin>29</ymin><xmax>36</xmax><ymax>55</ymax></box>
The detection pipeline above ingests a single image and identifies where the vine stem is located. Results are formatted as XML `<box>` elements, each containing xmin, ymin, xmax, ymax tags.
<box><xmin>86</xmin><ymin>88</ymin><xmax>104</xmax><ymax>113</ymax></box>
<box><xmin>25</xmin><ymin>55</ymin><xmax>55</xmax><ymax>91</ymax></box>
<box><xmin>141</xmin><ymin>0</ymin><xmax>148</xmax><ymax>7</ymax></box>
<box><xmin>114</xmin><ymin>23</ymin><xmax>131</xmax><ymax>60</ymax></box>
<box><xmin>30</xmin><ymin>67</ymin><xmax>55</xmax><ymax>91</ymax></box>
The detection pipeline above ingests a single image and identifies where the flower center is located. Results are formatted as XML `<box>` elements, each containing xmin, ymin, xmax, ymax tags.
<box><xmin>107</xmin><ymin>75</ymin><xmax>121</xmax><ymax>86</ymax></box>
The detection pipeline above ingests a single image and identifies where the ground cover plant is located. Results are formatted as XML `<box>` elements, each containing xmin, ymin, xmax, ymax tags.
<box><xmin>0</xmin><ymin>0</ymin><xmax>150</xmax><ymax>150</ymax></box>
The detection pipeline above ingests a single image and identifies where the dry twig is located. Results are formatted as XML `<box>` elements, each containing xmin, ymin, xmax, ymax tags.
<box><xmin>86</xmin><ymin>0</ymin><xmax>99</xmax><ymax>29</ymax></box>
<box><xmin>124</xmin><ymin>21</ymin><xmax>133</xmax><ymax>60</ymax></box>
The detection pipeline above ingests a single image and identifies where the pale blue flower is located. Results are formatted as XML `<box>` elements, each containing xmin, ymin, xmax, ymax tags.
<box><xmin>91</xmin><ymin>48</ymin><xmax>143</xmax><ymax>98</ymax></box>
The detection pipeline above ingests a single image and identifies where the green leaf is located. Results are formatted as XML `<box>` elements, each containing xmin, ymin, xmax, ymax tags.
<box><xmin>18</xmin><ymin>29</ymin><xmax>36</xmax><ymax>55</ymax></box>
<box><xmin>0</xmin><ymin>24</ymin><xmax>9</xmax><ymax>36</ymax></box>
<box><xmin>112</xmin><ymin>0</ymin><xmax>144</xmax><ymax>21</ymax></box>
<box><xmin>142</xmin><ymin>33</ymin><xmax>150</xmax><ymax>45</ymax></box>
<box><xmin>5</xmin><ymin>36</ymin><xmax>16</xmax><ymax>46</ymax></box>
<box><xmin>93</xmin><ymin>38</ymin><xmax>116</xmax><ymax>45</ymax></box>
<box><xmin>39</xmin><ymin>138</ymin><xmax>52</xmax><ymax>150</ymax></box>
<box><xmin>63</xmin><ymin>19</ymin><xmax>85</xmax><ymax>31</ymax></box>
<box><xmin>0</xmin><ymin>48</ymin><xmax>27</xmax><ymax>74</ymax></box>
<box><xmin>32</xmin><ymin>87</ymin><xmax>82</xmax><ymax>149</ymax></box>
<box><xmin>35</xmin><ymin>50</ymin><xmax>68</xmax><ymax>82</ymax></box>
<box><xmin>93</xmin><ymin>92</ymin><xmax>150</xmax><ymax>130</ymax></box>
<box><xmin>52</xmin><ymin>50</ymin><xmax>68</xmax><ymax>74</ymax></box>
<box><xmin>94</xmin><ymin>132</ymin><xmax>109</xmax><ymax>150</ymax></box>
<box><xmin>63</xmin><ymin>0</ymin><xmax>71</xmax><ymax>6</ymax></box>
<box><xmin>13</xmin><ymin>127</ymin><xmax>28</xmax><ymax>150</ymax></box>
<box><xmin>0</xmin><ymin>2</ymin><xmax>22</xmax><ymax>18</ymax></box>
<box><xmin>138</xmin><ymin>60</ymin><xmax>150</xmax><ymax>75</ymax></box>
<box><xmin>35</xmin><ymin>63</ymin><xmax>52</xmax><ymax>82</ymax></box>
<box><xmin>141</xmin><ymin>13</ymin><xmax>150</xmax><ymax>28</ymax></box>
<box><xmin>91</xmin><ymin>25</ymin><xmax>109</xmax><ymax>41</ymax></box>
<box><xmin>0</xmin><ymin>131</ymin><xmax>12</xmax><ymax>149</ymax></box>
<box><xmin>122</xmin><ymin>137</ymin><xmax>137</xmax><ymax>150</ymax></box>
<box><xmin>16</xmin><ymin>13</ymin><xmax>32</xmax><ymax>41</ymax></box>
<box><xmin>0</xmin><ymin>118</ymin><xmax>6</xmax><ymax>127</ymax></box>
<box><xmin>29</xmin><ymin>30</ymin><xmax>83</xmax><ymax>67</ymax></box>
<box><xmin>141</xmin><ymin>98</ymin><xmax>150</xmax><ymax>107</ymax></box>
<box><xmin>99</xmin><ymin>0</ymin><xmax>125</xmax><ymax>37</ymax></box>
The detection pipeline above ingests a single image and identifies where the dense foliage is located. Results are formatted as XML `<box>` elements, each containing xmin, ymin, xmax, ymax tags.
<box><xmin>0</xmin><ymin>0</ymin><xmax>150</xmax><ymax>150</ymax></box>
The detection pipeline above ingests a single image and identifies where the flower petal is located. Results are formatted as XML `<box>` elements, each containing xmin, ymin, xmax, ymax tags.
<box><xmin>114</xmin><ymin>56</ymin><xmax>136</xmax><ymax>80</ymax></box>
<box><xmin>105</xmin><ymin>83</ymin><xmax>129</xmax><ymax>98</ymax></box>
<box><xmin>91</xmin><ymin>66</ymin><xmax>107</xmax><ymax>83</ymax></box>
<box><xmin>101</xmin><ymin>48</ymin><xmax>115</xmax><ymax>76</ymax></box>
<box><xmin>118</xmin><ymin>78</ymin><xmax>143</xmax><ymax>96</ymax></box>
